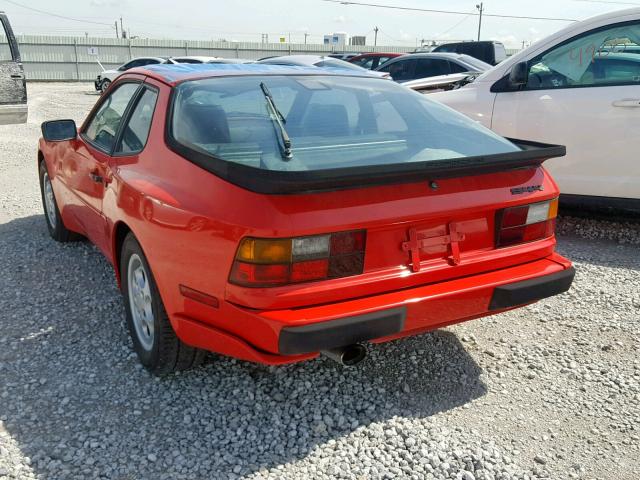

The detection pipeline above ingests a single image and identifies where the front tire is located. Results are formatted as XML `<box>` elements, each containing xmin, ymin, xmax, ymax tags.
<box><xmin>100</xmin><ymin>79</ymin><xmax>111</xmax><ymax>94</ymax></box>
<box><xmin>120</xmin><ymin>233</ymin><xmax>206</xmax><ymax>375</ymax></box>
<box><xmin>39</xmin><ymin>161</ymin><xmax>76</xmax><ymax>242</ymax></box>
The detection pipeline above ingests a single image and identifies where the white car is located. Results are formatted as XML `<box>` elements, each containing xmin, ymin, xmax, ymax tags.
<box><xmin>170</xmin><ymin>56</ymin><xmax>222</xmax><ymax>64</ymax></box>
<box><xmin>94</xmin><ymin>57</ymin><xmax>173</xmax><ymax>93</ymax></box>
<box><xmin>432</xmin><ymin>8</ymin><xmax>640</xmax><ymax>212</ymax></box>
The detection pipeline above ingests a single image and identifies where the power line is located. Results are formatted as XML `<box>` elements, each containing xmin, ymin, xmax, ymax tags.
<box><xmin>319</xmin><ymin>0</ymin><xmax>578</xmax><ymax>21</ymax></box>
<box><xmin>0</xmin><ymin>0</ymin><xmax>115</xmax><ymax>26</ymax></box>
<box><xmin>572</xmin><ymin>0</ymin><xmax>640</xmax><ymax>4</ymax></box>
<box><xmin>437</xmin><ymin>14</ymin><xmax>474</xmax><ymax>37</ymax></box>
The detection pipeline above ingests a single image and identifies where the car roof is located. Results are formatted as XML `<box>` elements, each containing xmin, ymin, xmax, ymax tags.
<box><xmin>171</xmin><ymin>56</ymin><xmax>222</xmax><ymax>62</ymax></box>
<box><xmin>258</xmin><ymin>55</ymin><xmax>326</xmax><ymax>66</ymax></box>
<box><xmin>134</xmin><ymin>62</ymin><xmax>377</xmax><ymax>84</ymax></box>
<box><xmin>389</xmin><ymin>52</ymin><xmax>472</xmax><ymax>61</ymax></box>
<box><xmin>351</xmin><ymin>52</ymin><xmax>403</xmax><ymax>58</ymax></box>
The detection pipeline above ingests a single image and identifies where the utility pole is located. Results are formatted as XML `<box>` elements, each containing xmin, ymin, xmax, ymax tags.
<box><xmin>304</xmin><ymin>33</ymin><xmax>309</xmax><ymax>44</ymax></box>
<box><xmin>476</xmin><ymin>3</ymin><xmax>483</xmax><ymax>41</ymax></box>
<box><xmin>120</xmin><ymin>16</ymin><xmax>124</xmax><ymax>39</ymax></box>
<box><xmin>374</xmin><ymin>26</ymin><xmax>378</xmax><ymax>47</ymax></box>
<box><xmin>115</xmin><ymin>20</ymin><xmax>119</xmax><ymax>39</ymax></box>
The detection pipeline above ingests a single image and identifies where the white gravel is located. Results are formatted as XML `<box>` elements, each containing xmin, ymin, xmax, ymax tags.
<box><xmin>0</xmin><ymin>83</ymin><xmax>639</xmax><ymax>480</ymax></box>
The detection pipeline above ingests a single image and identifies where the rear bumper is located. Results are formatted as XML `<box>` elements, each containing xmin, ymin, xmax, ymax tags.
<box><xmin>489</xmin><ymin>267</ymin><xmax>575</xmax><ymax>310</ymax></box>
<box><xmin>174</xmin><ymin>252</ymin><xmax>573</xmax><ymax>364</ymax></box>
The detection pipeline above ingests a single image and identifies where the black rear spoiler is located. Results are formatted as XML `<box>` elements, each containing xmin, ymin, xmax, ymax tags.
<box><xmin>171</xmin><ymin>138</ymin><xmax>566</xmax><ymax>195</ymax></box>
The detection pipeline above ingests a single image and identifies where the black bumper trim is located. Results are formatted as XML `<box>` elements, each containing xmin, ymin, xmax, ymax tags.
<box><xmin>489</xmin><ymin>267</ymin><xmax>575</xmax><ymax>310</ymax></box>
<box><xmin>279</xmin><ymin>307</ymin><xmax>406</xmax><ymax>355</ymax></box>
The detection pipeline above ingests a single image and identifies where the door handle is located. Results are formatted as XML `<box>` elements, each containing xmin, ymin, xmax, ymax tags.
<box><xmin>10</xmin><ymin>74</ymin><xmax>24</xmax><ymax>79</ymax></box>
<box><xmin>612</xmin><ymin>99</ymin><xmax>640</xmax><ymax>108</ymax></box>
<box><xmin>89</xmin><ymin>170</ymin><xmax>112</xmax><ymax>184</ymax></box>
<box><xmin>89</xmin><ymin>172</ymin><xmax>104</xmax><ymax>183</ymax></box>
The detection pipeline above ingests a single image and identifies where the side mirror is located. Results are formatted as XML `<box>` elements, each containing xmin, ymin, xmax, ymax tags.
<box><xmin>41</xmin><ymin>119</ymin><xmax>77</xmax><ymax>142</ymax></box>
<box><xmin>509</xmin><ymin>61</ymin><xmax>528</xmax><ymax>87</ymax></box>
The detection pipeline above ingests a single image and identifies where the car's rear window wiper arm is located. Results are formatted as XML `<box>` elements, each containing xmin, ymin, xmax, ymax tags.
<box><xmin>260</xmin><ymin>82</ymin><xmax>293</xmax><ymax>160</ymax></box>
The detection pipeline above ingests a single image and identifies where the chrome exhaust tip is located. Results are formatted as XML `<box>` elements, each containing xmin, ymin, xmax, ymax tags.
<box><xmin>321</xmin><ymin>344</ymin><xmax>367</xmax><ymax>366</ymax></box>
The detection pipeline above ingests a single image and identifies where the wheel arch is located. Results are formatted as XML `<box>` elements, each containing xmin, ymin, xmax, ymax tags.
<box><xmin>112</xmin><ymin>220</ymin><xmax>133</xmax><ymax>287</ymax></box>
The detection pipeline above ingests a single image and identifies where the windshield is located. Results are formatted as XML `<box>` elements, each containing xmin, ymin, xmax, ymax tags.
<box><xmin>170</xmin><ymin>75</ymin><xmax>518</xmax><ymax>172</ymax></box>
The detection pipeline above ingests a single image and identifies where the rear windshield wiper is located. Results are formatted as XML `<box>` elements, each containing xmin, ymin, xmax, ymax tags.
<box><xmin>260</xmin><ymin>82</ymin><xmax>293</xmax><ymax>160</ymax></box>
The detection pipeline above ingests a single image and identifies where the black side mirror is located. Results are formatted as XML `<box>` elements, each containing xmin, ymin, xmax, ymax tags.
<box><xmin>509</xmin><ymin>61</ymin><xmax>528</xmax><ymax>87</ymax></box>
<box><xmin>41</xmin><ymin>120</ymin><xmax>77</xmax><ymax>142</ymax></box>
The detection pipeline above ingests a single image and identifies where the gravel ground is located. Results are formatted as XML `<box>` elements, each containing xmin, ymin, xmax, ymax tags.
<box><xmin>0</xmin><ymin>83</ymin><xmax>638</xmax><ymax>480</ymax></box>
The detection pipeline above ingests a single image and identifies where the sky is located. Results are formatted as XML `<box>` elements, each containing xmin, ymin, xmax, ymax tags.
<box><xmin>1</xmin><ymin>0</ymin><xmax>639</xmax><ymax>48</ymax></box>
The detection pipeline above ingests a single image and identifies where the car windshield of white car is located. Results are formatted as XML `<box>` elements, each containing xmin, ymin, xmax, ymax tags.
<box><xmin>170</xmin><ymin>75</ymin><xmax>519</xmax><ymax>171</ymax></box>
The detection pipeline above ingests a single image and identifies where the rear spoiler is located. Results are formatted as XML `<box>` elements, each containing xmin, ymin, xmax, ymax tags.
<box><xmin>172</xmin><ymin>138</ymin><xmax>566</xmax><ymax>195</ymax></box>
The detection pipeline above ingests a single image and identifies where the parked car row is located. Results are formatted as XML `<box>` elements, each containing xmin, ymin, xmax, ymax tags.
<box><xmin>3</xmin><ymin>5</ymin><xmax>638</xmax><ymax>375</ymax></box>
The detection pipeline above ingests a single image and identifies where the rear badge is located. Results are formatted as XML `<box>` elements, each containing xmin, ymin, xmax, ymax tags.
<box><xmin>511</xmin><ymin>185</ymin><xmax>543</xmax><ymax>195</ymax></box>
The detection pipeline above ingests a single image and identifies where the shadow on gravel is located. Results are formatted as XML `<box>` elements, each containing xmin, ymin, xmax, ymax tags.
<box><xmin>556</xmin><ymin>235</ymin><xmax>640</xmax><ymax>272</ymax></box>
<box><xmin>0</xmin><ymin>215</ymin><xmax>486</xmax><ymax>479</ymax></box>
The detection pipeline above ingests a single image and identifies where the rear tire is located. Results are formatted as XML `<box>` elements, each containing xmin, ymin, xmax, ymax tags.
<box><xmin>39</xmin><ymin>161</ymin><xmax>77</xmax><ymax>242</ymax></box>
<box><xmin>120</xmin><ymin>233</ymin><xmax>206</xmax><ymax>375</ymax></box>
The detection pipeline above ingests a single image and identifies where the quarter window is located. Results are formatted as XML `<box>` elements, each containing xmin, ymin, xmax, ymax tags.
<box><xmin>84</xmin><ymin>83</ymin><xmax>139</xmax><ymax>152</ymax></box>
<box><xmin>526</xmin><ymin>21</ymin><xmax>640</xmax><ymax>89</ymax></box>
<box><xmin>380</xmin><ymin>59</ymin><xmax>415</xmax><ymax>81</ymax></box>
<box><xmin>116</xmin><ymin>87</ymin><xmax>158</xmax><ymax>154</ymax></box>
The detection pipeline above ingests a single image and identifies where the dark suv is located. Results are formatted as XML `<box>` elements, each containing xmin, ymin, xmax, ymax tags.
<box><xmin>433</xmin><ymin>41</ymin><xmax>507</xmax><ymax>66</ymax></box>
<box><xmin>0</xmin><ymin>12</ymin><xmax>27</xmax><ymax>124</ymax></box>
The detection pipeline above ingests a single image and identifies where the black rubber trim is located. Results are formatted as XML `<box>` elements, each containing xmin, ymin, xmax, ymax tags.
<box><xmin>164</xmin><ymin>79</ymin><xmax>566</xmax><ymax>195</ymax></box>
<box><xmin>278</xmin><ymin>307</ymin><xmax>406</xmax><ymax>355</ymax></box>
<box><xmin>489</xmin><ymin>267</ymin><xmax>575</xmax><ymax>310</ymax></box>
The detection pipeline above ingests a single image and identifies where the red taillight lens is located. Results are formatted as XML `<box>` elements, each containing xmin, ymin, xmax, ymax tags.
<box><xmin>496</xmin><ymin>199</ymin><xmax>558</xmax><ymax>248</ymax></box>
<box><xmin>230</xmin><ymin>230</ymin><xmax>366</xmax><ymax>287</ymax></box>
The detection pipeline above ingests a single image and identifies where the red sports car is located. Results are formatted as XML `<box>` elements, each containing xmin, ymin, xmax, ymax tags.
<box><xmin>38</xmin><ymin>64</ymin><xmax>574</xmax><ymax>374</ymax></box>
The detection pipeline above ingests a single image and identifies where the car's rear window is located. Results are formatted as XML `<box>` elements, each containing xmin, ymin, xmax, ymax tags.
<box><xmin>170</xmin><ymin>74</ymin><xmax>518</xmax><ymax>172</ymax></box>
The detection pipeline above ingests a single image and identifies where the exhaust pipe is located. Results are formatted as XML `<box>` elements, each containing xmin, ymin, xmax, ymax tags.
<box><xmin>321</xmin><ymin>344</ymin><xmax>367</xmax><ymax>366</ymax></box>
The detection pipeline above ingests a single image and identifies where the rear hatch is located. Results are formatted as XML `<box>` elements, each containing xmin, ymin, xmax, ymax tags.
<box><xmin>225</xmin><ymin>141</ymin><xmax>564</xmax><ymax>310</ymax></box>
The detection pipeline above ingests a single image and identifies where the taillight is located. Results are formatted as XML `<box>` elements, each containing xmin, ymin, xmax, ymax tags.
<box><xmin>496</xmin><ymin>198</ymin><xmax>558</xmax><ymax>248</ymax></box>
<box><xmin>229</xmin><ymin>230</ymin><xmax>366</xmax><ymax>287</ymax></box>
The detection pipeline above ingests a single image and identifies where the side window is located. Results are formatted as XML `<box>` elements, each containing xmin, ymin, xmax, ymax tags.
<box><xmin>526</xmin><ymin>21</ymin><xmax>640</xmax><ymax>89</ymax></box>
<box><xmin>414</xmin><ymin>59</ymin><xmax>450</xmax><ymax>78</ymax></box>
<box><xmin>139</xmin><ymin>59</ymin><xmax>160</xmax><ymax>66</ymax></box>
<box><xmin>354</xmin><ymin>57</ymin><xmax>375</xmax><ymax>69</ymax></box>
<box><xmin>385</xmin><ymin>59</ymin><xmax>415</xmax><ymax>81</ymax></box>
<box><xmin>84</xmin><ymin>83</ymin><xmax>140</xmax><ymax>152</ymax></box>
<box><xmin>0</xmin><ymin>18</ymin><xmax>15</xmax><ymax>62</ymax></box>
<box><xmin>116</xmin><ymin>87</ymin><xmax>158</xmax><ymax>154</ymax></box>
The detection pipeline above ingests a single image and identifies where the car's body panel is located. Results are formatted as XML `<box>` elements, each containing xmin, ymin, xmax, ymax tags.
<box><xmin>433</xmin><ymin>8</ymin><xmax>640</xmax><ymax>204</ymax></box>
<box><xmin>38</xmin><ymin>65</ymin><xmax>573</xmax><ymax>364</ymax></box>
<box><xmin>0</xmin><ymin>12</ymin><xmax>27</xmax><ymax>125</ymax></box>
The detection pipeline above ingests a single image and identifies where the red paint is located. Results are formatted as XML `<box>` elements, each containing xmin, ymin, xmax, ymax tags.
<box><xmin>38</xmin><ymin>69</ymin><xmax>573</xmax><ymax>364</ymax></box>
